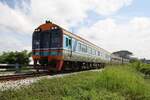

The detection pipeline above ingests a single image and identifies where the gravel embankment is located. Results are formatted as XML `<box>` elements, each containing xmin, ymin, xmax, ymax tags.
<box><xmin>0</xmin><ymin>69</ymin><xmax>102</xmax><ymax>91</ymax></box>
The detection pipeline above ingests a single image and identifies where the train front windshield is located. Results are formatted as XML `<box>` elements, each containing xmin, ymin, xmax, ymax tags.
<box><xmin>32</xmin><ymin>29</ymin><xmax>62</xmax><ymax>49</ymax></box>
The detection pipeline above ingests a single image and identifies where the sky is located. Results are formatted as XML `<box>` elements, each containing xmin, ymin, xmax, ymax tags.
<box><xmin>0</xmin><ymin>0</ymin><xmax>150</xmax><ymax>59</ymax></box>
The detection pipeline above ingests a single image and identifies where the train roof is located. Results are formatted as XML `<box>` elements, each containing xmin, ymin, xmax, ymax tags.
<box><xmin>36</xmin><ymin>21</ymin><xmax>111</xmax><ymax>55</ymax></box>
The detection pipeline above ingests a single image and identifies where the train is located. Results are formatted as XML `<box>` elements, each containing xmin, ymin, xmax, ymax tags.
<box><xmin>32</xmin><ymin>21</ymin><xmax>129</xmax><ymax>72</ymax></box>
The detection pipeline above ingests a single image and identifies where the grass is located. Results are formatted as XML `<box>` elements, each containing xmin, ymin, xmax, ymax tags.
<box><xmin>0</xmin><ymin>65</ymin><xmax>150</xmax><ymax>100</ymax></box>
<box><xmin>95</xmin><ymin>66</ymin><xmax>150</xmax><ymax>100</ymax></box>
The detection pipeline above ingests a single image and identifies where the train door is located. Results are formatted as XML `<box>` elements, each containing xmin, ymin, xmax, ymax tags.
<box><xmin>67</xmin><ymin>36</ymin><xmax>72</xmax><ymax>57</ymax></box>
<box><xmin>64</xmin><ymin>35</ymin><xmax>72</xmax><ymax>57</ymax></box>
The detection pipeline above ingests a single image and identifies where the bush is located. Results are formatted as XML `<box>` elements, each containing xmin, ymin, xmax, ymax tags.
<box><xmin>129</xmin><ymin>61</ymin><xmax>150</xmax><ymax>76</ymax></box>
<box><xmin>0</xmin><ymin>50</ymin><xmax>31</xmax><ymax>65</ymax></box>
<box><xmin>139</xmin><ymin>64</ymin><xmax>150</xmax><ymax>76</ymax></box>
<box><xmin>129</xmin><ymin>60</ymin><xmax>142</xmax><ymax>71</ymax></box>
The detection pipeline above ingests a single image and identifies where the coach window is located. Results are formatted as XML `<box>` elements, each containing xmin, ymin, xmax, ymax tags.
<box><xmin>84</xmin><ymin>45</ymin><xmax>87</xmax><ymax>53</ymax></box>
<box><xmin>87</xmin><ymin>47</ymin><xmax>89</xmax><ymax>54</ymax></box>
<box><xmin>82</xmin><ymin>44</ymin><xmax>87</xmax><ymax>53</ymax></box>
<box><xmin>98</xmin><ymin>51</ymin><xmax>100</xmax><ymax>56</ymax></box>
<box><xmin>69</xmin><ymin>39</ymin><xmax>72</xmax><ymax>47</ymax></box>
<box><xmin>81</xmin><ymin>44</ymin><xmax>84</xmax><ymax>52</ymax></box>
<box><xmin>88</xmin><ymin>47</ymin><xmax>91</xmax><ymax>54</ymax></box>
<box><xmin>66</xmin><ymin>37</ymin><xmax>69</xmax><ymax>47</ymax></box>
<box><xmin>92</xmin><ymin>49</ymin><xmax>94</xmax><ymax>55</ymax></box>
<box><xmin>78</xmin><ymin>42</ymin><xmax>81</xmax><ymax>52</ymax></box>
<box><xmin>85</xmin><ymin>45</ymin><xmax>87</xmax><ymax>53</ymax></box>
<box><xmin>94</xmin><ymin>50</ymin><xmax>96</xmax><ymax>55</ymax></box>
<box><xmin>90</xmin><ymin>48</ymin><xmax>92</xmax><ymax>54</ymax></box>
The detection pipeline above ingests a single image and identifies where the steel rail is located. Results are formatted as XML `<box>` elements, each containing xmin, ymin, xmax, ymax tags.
<box><xmin>0</xmin><ymin>72</ymin><xmax>49</xmax><ymax>82</ymax></box>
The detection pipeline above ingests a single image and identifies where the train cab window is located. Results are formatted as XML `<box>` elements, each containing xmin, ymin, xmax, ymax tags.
<box><xmin>51</xmin><ymin>30</ymin><xmax>62</xmax><ymax>48</ymax></box>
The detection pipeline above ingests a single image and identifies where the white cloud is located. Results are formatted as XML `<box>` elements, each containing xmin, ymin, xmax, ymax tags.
<box><xmin>77</xmin><ymin>17</ymin><xmax>150</xmax><ymax>59</ymax></box>
<box><xmin>0</xmin><ymin>0</ymin><xmax>133</xmax><ymax>33</ymax></box>
<box><xmin>29</xmin><ymin>0</ymin><xmax>133</xmax><ymax>27</ymax></box>
<box><xmin>29</xmin><ymin>0</ymin><xmax>88</xmax><ymax>28</ymax></box>
<box><xmin>130</xmin><ymin>17</ymin><xmax>150</xmax><ymax>32</ymax></box>
<box><xmin>0</xmin><ymin>34</ymin><xmax>23</xmax><ymax>52</ymax></box>
<box><xmin>2</xmin><ymin>0</ymin><xmax>150</xmax><ymax>59</ymax></box>
<box><xmin>0</xmin><ymin>2</ymin><xmax>34</xmax><ymax>35</ymax></box>
<box><xmin>85</xmin><ymin>0</ymin><xmax>132</xmax><ymax>15</ymax></box>
<box><xmin>0</xmin><ymin>2</ymin><xmax>34</xmax><ymax>51</ymax></box>
<box><xmin>0</xmin><ymin>0</ymin><xmax>133</xmax><ymax>52</ymax></box>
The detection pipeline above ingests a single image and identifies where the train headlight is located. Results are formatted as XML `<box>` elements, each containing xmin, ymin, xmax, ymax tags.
<box><xmin>51</xmin><ymin>26</ymin><xmax>57</xmax><ymax>30</ymax></box>
<box><xmin>35</xmin><ymin>28</ymin><xmax>41</xmax><ymax>32</ymax></box>
<box><xmin>54</xmin><ymin>27</ymin><xmax>57</xmax><ymax>29</ymax></box>
<box><xmin>37</xmin><ymin>29</ymin><xmax>41</xmax><ymax>31</ymax></box>
<box><xmin>51</xmin><ymin>27</ymin><xmax>54</xmax><ymax>30</ymax></box>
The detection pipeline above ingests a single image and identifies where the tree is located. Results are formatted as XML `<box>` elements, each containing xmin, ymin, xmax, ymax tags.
<box><xmin>0</xmin><ymin>50</ymin><xmax>31</xmax><ymax>65</ymax></box>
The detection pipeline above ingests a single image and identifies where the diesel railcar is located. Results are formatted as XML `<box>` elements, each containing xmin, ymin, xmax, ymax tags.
<box><xmin>32</xmin><ymin>21</ymin><xmax>127</xmax><ymax>72</ymax></box>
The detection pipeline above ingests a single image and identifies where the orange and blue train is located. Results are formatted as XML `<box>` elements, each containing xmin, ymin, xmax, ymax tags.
<box><xmin>32</xmin><ymin>21</ymin><xmax>128</xmax><ymax>72</ymax></box>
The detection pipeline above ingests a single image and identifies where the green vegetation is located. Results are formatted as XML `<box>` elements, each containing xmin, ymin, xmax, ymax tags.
<box><xmin>0</xmin><ymin>50</ymin><xmax>31</xmax><ymax>65</ymax></box>
<box><xmin>139</xmin><ymin>64</ymin><xmax>150</xmax><ymax>76</ymax></box>
<box><xmin>130</xmin><ymin>61</ymin><xmax>150</xmax><ymax>76</ymax></box>
<box><xmin>0</xmin><ymin>65</ymin><xmax>150</xmax><ymax>100</ymax></box>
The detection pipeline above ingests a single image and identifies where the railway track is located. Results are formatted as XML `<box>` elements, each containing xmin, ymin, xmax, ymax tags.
<box><xmin>0</xmin><ymin>64</ymin><xmax>103</xmax><ymax>82</ymax></box>
<box><xmin>0</xmin><ymin>72</ymin><xmax>49</xmax><ymax>82</ymax></box>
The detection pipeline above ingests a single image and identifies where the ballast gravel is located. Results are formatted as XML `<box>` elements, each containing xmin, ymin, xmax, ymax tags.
<box><xmin>0</xmin><ymin>69</ymin><xmax>102</xmax><ymax>91</ymax></box>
